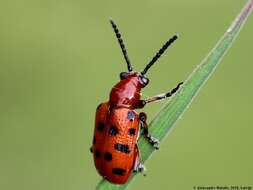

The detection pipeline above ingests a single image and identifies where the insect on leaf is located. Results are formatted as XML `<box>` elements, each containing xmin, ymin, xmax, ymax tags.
<box><xmin>95</xmin><ymin>0</ymin><xmax>253</xmax><ymax>189</ymax></box>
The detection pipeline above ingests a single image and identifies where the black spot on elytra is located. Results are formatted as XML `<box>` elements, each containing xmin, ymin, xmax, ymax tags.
<box><xmin>95</xmin><ymin>149</ymin><xmax>100</xmax><ymax>158</ymax></box>
<box><xmin>108</xmin><ymin>125</ymin><xmax>119</xmax><ymax>136</ymax></box>
<box><xmin>93</xmin><ymin>136</ymin><xmax>96</xmax><ymax>144</ymax></box>
<box><xmin>104</xmin><ymin>152</ymin><xmax>112</xmax><ymax>161</ymax></box>
<box><xmin>127</xmin><ymin>111</ymin><xmax>135</xmax><ymax>121</ymax></box>
<box><xmin>97</xmin><ymin>122</ymin><xmax>105</xmax><ymax>132</ymax></box>
<box><xmin>112</xmin><ymin>168</ymin><xmax>126</xmax><ymax>176</ymax></box>
<box><xmin>129</xmin><ymin>128</ymin><xmax>136</xmax><ymax>136</ymax></box>
<box><xmin>96</xmin><ymin>103</ymin><xmax>102</xmax><ymax>110</ymax></box>
<box><xmin>114</xmin><ymin>143</ymin><xmax>130</xmax><ymax>154</ymax></box>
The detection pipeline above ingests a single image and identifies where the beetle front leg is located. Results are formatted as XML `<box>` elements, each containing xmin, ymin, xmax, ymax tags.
<box><xmin>139</xmin><ymin>112</ymin><xmax>159</xmax><ymax>149</ymax></box>
<box><xmin>135</xmin><ymin>82</ymin><xmax>183</xmax><ymax>109</ymax></box>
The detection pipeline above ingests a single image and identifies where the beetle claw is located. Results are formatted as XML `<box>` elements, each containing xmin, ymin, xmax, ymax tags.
<box><xmin>134</xmin><ymin>163</ymin><xmax>146</xmax><ymax>176</ymax></box>
<box><xmin>146</xmin><ymin>135</ymin><xmax>160</xmax><ymax>149</ymax></box>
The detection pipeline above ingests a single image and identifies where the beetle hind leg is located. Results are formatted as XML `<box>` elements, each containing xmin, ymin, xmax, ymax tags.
<box><xmin>134</xmin><ymin>163</ymin><xmax>146</xmax><ymax>176</ymax></box>
<box><xmin>133</xmin><ymin>145</ymin><xmax>146</xmax><ymax>176</ymax></box>
<box><xmin>139</xmin><ymin>112</ymin><xmax>160</xmax><ymax>149</ymax></box>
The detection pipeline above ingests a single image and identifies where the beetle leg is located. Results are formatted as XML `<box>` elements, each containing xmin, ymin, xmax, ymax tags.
<box><xmin>133</xmin><ymin>145</ymin><xmax>146</xmax><ymax>176</ymax></box>
<box><xmin>139</xmin><ymin>112</ymin><xmax>160</xmax><ymax>149</ymax></box>
<box><xmin>135</xmin><ymin>163</ymin><xmax>146</xmax><ymax>176</ymax></box>
<box><xmin>136</xmin><ymin>82</ymin><xmax>183</xmax><ymax>108</ymax></box>
<box><xmin>89</xmin><ymin>147</ymin><xmax>93</xmax><ymax>153</ymax></box>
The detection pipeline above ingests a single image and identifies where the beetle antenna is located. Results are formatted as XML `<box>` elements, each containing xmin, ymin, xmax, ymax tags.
<box><xmin>109</xmin><ymin>18</ymin><xmax>133</xmax><ymax>72</ymax></box>
<box><xmin>141</xmin><ymin>34</ymin><xmax>178</xmax><ymax>75</ymax></box>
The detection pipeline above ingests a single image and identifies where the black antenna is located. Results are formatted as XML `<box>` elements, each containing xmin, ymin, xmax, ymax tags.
<box><xmin>141</xmin><ymin>34</ymin><xmax>178</xmax><ymax>75</ymax></box>
<box><xmin>109</xmin><ymin>18</ymin><xmax>133</xmax><ymax>72</ymax></box>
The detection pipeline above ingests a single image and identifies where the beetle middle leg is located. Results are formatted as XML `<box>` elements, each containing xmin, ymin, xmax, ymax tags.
<box><xmin>139</xmin><ymin>112</ymin><xmax>159</xmax><ymax>149</ymax></box>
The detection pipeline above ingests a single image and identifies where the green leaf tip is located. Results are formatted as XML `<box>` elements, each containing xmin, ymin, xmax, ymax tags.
<box><xmin>95</xmin><ymin>0</ymin><xmax>253</xmax><ymax>189</ymax></box>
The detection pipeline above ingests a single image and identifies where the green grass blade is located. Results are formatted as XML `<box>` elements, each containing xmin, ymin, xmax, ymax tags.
<box><xmin>95</xmin><ymin>1</ymin><xmax>253</xmax><ymax>189</ymax></box>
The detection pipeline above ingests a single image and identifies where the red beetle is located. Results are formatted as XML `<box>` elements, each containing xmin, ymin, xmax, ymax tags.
<box><xmin>90</xmin><ymin>19</ymin><xmax>183</xmax><ymax>184</ymax></box>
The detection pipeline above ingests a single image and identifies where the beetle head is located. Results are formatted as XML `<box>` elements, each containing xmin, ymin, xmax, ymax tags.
<box><xmin>110</xmin><ymin>18</ymin><xmax>178</xmax><ymax>88</ymax></box>
<box><xmin>119</xmin><ymin>72</ymin><xmax>149</xmax><ymax>87</ymax></box>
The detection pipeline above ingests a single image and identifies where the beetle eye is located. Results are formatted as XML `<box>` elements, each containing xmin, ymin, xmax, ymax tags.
<box><xmin>139</xmin><ymin>76</ymin><xmax>149</xmax><ymax>86</ymax></box>
<box><xmin>120</xmin><ymin>72</ymin><xmax>129</xmax><ymax>80</ymax></box>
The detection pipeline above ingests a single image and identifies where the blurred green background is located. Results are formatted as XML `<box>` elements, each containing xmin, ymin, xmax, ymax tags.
<box><xmin>0</xmin><ymin>0</ymin><xmax>252</xmax><ymax>189</ymax></box>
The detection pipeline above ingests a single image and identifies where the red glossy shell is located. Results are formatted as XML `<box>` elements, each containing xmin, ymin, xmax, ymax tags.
<box><xmin>92</xmin><ymin>102</ymin><xmax>140</xmax><ymax>184</ymax></box>
<box><xmin>109</xmin><ymin>74</ymin><xmax>143</xmax><ymax>108</ymax></box>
